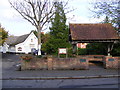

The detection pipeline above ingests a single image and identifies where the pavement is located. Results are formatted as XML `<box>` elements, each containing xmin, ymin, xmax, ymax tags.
<box><xmin>1</xmin><ymin>53</ymin><xmax>120</xmax><ymax>80</ymax></box>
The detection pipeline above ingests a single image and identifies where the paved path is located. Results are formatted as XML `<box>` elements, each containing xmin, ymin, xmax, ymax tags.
<box><xmin>2</xmin><ymin>68</ymin><xmax>119</xmax><ymax>79</ymax></box>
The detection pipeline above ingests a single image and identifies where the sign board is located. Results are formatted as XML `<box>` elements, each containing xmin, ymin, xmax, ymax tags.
<box><xmin>80</xmin><ymin>59</ymin><xmax>86</xmax><ymax>62</ymax></box>
<box><xmin>59</xmin><ymin>48</ymin><xmax>67</xmax><ymax>54</ymax></box>
<box><xmin>108</xmin><ymin>58</ymin><xmax>114</xmax><ymax>61</ymax></box>
<box><xmin>58</xmin><ymin>48</ymin><xmax>68</xmax><ymax>58</ymax></box>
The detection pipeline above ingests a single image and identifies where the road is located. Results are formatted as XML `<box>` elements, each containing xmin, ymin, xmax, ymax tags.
<box><xmin>1</xmin><ymin>53</ymin><xmax>119</xmax><ymax>88</ymax></box>
<box><xmin>2</xmin><ymin>78</ymin><xmax>119</xmax><ymax>88</ymax></box>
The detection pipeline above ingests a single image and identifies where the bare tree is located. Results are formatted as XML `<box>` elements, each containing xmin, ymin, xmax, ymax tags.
<box><xmin>90</xmin><ymin>0</ymin><xmax>119</xmax><ymax>28</ymax></box>
<box><xmin>8</xmin><ymin>0</ymin><xmax>58</xmax><ymax>55</ymax></box>
<box><xmin>9</xmin><ymin>0</ymin><xmax>74</xmax><ymax>55</ymax></box>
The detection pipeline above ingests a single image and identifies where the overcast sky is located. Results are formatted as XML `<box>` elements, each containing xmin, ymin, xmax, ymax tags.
<box><xmin>0</xmin><ymin>0</ymin><xmax>103</xmax><ymax>36</ymax></box>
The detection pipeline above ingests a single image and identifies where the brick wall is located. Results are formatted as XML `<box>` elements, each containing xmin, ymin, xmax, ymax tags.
<box><xmin>51</xmin><ymin>58</ymin><xmax>89</xmax><ymax>70</ymax></box>
<box><xmin>21</xmin><ymin>55</ymin><xmax>120</xmax><ymax>70</ymax></box>
<box><xmin>21</xmin><ymin>57</ymin><xmax>89</xmax><ymax>70</ymax></box>
<box><xmin>103</xmin><ymin>56</ymin><xmax>119</xmax><ymax>69</ymax></box>
<box><xmin>21</xmin><ymin>58</ymin><xmax>48</xmax><ymax>70</ymax></box>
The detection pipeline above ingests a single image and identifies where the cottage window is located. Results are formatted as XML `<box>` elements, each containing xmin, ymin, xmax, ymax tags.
<box><xmin>31</xmin><ymin>39</ymin><xmax>33</xmax><ymax>42</ymax></box>
<box><xmin>18</xmin><ymin>47</ymin><xmax>22</xmax><ymax>51</ymax></box>
<box><xmin>30</xmin><ymin>44</ymin><xmax>35</xmax><ymax>48</ymax></box>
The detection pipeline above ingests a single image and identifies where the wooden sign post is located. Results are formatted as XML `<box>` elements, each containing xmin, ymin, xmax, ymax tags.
<box><xmin>58</xmin><ymin>48</ymin><xmax>68</xmax><ymax>58</ymax></box>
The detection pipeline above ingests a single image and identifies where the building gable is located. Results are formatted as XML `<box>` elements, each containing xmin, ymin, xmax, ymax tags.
<box><xmin>23</xmin><ymin>32</ymin><xmax>38</xmax><ymax>44</ymax></box>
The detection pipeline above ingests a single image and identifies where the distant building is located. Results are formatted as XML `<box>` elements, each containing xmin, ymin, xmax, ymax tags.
<box><xmin>77</xmin><ymin>43</ymin><xmax>87</xmax><ymax>49</ymax></box>
<box><xmin>1</xmin><ymin>31</ymin><xmax>38</xmax><ymax>54</ymax></box>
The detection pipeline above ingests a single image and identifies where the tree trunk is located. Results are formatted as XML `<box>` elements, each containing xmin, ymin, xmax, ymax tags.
<box><xmin>107</xmin><ymin>43</ymin><xmax>114</xmax><ymax>56</ymax></box>
<box><xmin>37</xmin><ymin>26</ymin><xmax>42</xmax><ymax>55</ymax></box>
<box><xmin>107</xmin><ymin>44</ymin><xmax>111</xmax><ymax>56</ymax></box>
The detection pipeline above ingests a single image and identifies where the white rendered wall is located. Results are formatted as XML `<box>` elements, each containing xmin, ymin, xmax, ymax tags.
<box><xmin>2</xmin><ymin>43</ymin><xmax>9</xmax><ymax>53</ymax></box>
<box><xmin>15</xmin><ymin>32</ymin><xmax>38</xmax><ymax>54</ymax></box>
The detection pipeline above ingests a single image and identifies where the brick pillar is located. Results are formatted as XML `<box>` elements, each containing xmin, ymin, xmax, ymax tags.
<box><xmin>103</xmin><ymin>56</ymin><xmax>119</xmax><ymax>69</ymax></box>
<box><xmin>21</xmin><ymin>61</ymin><xmax>30</xmax><ymax>70</ymax></box>
<box><xmin>75</xmin><ymin>57</ymin><xmax>89</xmax><ymax>70</ymax></box>
<box><xmin>47</xmin><ymin>56</ymin><xmax>53</xmax><ymax>70</ymax></box>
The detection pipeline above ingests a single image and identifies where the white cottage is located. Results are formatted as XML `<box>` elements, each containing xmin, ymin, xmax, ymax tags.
<box><xmin>3</xmin><ymin>31</ymin><xmax>38</xmax><ymax>54</ymax></box>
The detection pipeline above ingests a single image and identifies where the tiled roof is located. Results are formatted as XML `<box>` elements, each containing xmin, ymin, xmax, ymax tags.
<box><xmin>69</xmin><ymin>23</ymin><xmax>120</xmax><ymax>41</ymax></box>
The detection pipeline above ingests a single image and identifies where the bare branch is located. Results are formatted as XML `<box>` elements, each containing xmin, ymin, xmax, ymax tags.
<box><xmin>27</xmin><ymin>1</ymin><xmax>37</xmax><ymax>21</ymax></box>
<box><xmin>41</xmin><ymin>12</ymin><xmax>55</xmax><ymax>28</ymax></box>
<box><xmin>40</xmin><ymin>4</ymin><xmax>55</xmax><ymax>24</ymax></box>
<box><xmin>63</xmin><ymin>0</ymin><xmax>69</xmax><ymax>8</ymax></box>
<box><xmin>9</xmin><ymin>1</ymin><xmax>35</xmax><ymax>26</ymax></box>
<box><xmin>8</xmin><ymin>0</ymin><xmax>73</xmax><ymax>52</ymax></box>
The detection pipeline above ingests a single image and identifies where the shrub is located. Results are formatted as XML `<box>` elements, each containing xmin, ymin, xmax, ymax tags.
<box><xmin>20</xmin><ymin>54</ymin><xmax>32</xmax><ymax>62</ymax></box>
<box><xmin>78</xmin><ymin>48</ymin><xmax>87</xmax><ymax>55</ymax></box>
<box><xmin>36</xmin><ymin>55</ymin><xmax>42</xmax><ymax>58</ymax></box>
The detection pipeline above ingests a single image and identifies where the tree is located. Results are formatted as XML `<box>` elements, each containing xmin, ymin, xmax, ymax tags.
<box><xmin>9</xmin><ymin>0</ymin><xmax>72</xmax><ymax>55</ymax></box>
<box><xmin>103</xmin><ymin>16</ymin><xmax>110</xmax><ymax>23</ymax></box>
<box><xmin>111</xmin><ymin>42</ymin><xmax>120</xmax><ymax>56</ymax></box>
<box><xmin>50</xmin><ymin>2</ymin><xmax>68</xmax><ymax>40</ymax></box>
<box><xmin>42</xmin><ymin>2</ymin><xmax>71</xmax><ymax>55</ymax></box>
<box><xmin>90</xmin><ymin>0</ymin><xmax>120</xmax><ymax>30</ymax></box>
<box><xmin>33</xmin><ymin>30</ymin><xmax>50</xmax><ymax>44</ymax></box>
<box><xmin>9</xmin><ymin>0</ymin><xmax>58</xmax><ymax>55</ymax></box>
<box><xmin>86</xmin><ymin>43</ymin><xmax>108</xmax><ymax>55</ymax></box>
<box><xmin>0</xmin><ymin>24</ymin><xmax>8</xmax><ymax>45</ymax></box>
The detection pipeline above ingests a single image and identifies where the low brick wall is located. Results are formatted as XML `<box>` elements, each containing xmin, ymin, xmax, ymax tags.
<box><xmin>21</xmin><ymin>58</ymin><xmax>48</xmax><ymax>70</ymax></box>
<box><xmin>103</xmin><ymin>56</ymin><xmax>119</xmax><ymax>69</ymax></box>
<box><xmin>21</xmin><ymin>57</ymin><xmax>89</xmax><ymax>70</ymax></box>
<box><xmin>52</xmin><ymin>58</ymin><xmax>89</xmax><ymax>70</ymax></box>
<box><xmin>21</xmin><ymin>55</ymin><xmax>120</xmax><ymax>70</ymax></box>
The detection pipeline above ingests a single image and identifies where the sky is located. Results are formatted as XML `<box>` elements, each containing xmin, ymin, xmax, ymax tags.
<box><xmin>0</xmin><ymin>0</ymin><xmax>103</xmax><ymax>36</ymax></box>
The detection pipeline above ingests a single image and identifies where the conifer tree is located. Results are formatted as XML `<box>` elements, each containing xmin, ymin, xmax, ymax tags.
<box><xmin>42</xmin><ymin>2</ymin><xmax>71</xmax><ymax>54</ymax></box>
<box><xmin>50</xmin><ymin>2</ymin><xmax>68</xmax><ymax>40</ymax></box>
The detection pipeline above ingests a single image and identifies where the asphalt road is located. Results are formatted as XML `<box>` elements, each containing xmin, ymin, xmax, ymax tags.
<box><xmin>1</xmin><ymin>53</ymin><xmax>120</xmax><ymax>89</ymax></box>
<box><xmin>2</xmin><ymin>78</ymin><xmax>119</xmax><ymax>88</ymax></box>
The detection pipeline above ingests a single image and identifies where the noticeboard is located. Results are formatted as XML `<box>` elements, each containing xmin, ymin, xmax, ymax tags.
<box><xmin>108</xmin><ymin>58</ymin><xmax>114</xmax><ymax>61</ymax></box>
<box><xmin>59</xmin><ymin>48</ymin><xmax>67</xmax><ymax>54</ymax></box>
<box><xmin>58</xmin><ymin>48</ymin><xmax>68</xmax><ymax>58</ymax></box>
<box><xmin>80</xmin><ymin>59</ymin><xmax>86</xmax><ymax>62</ymax></box>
